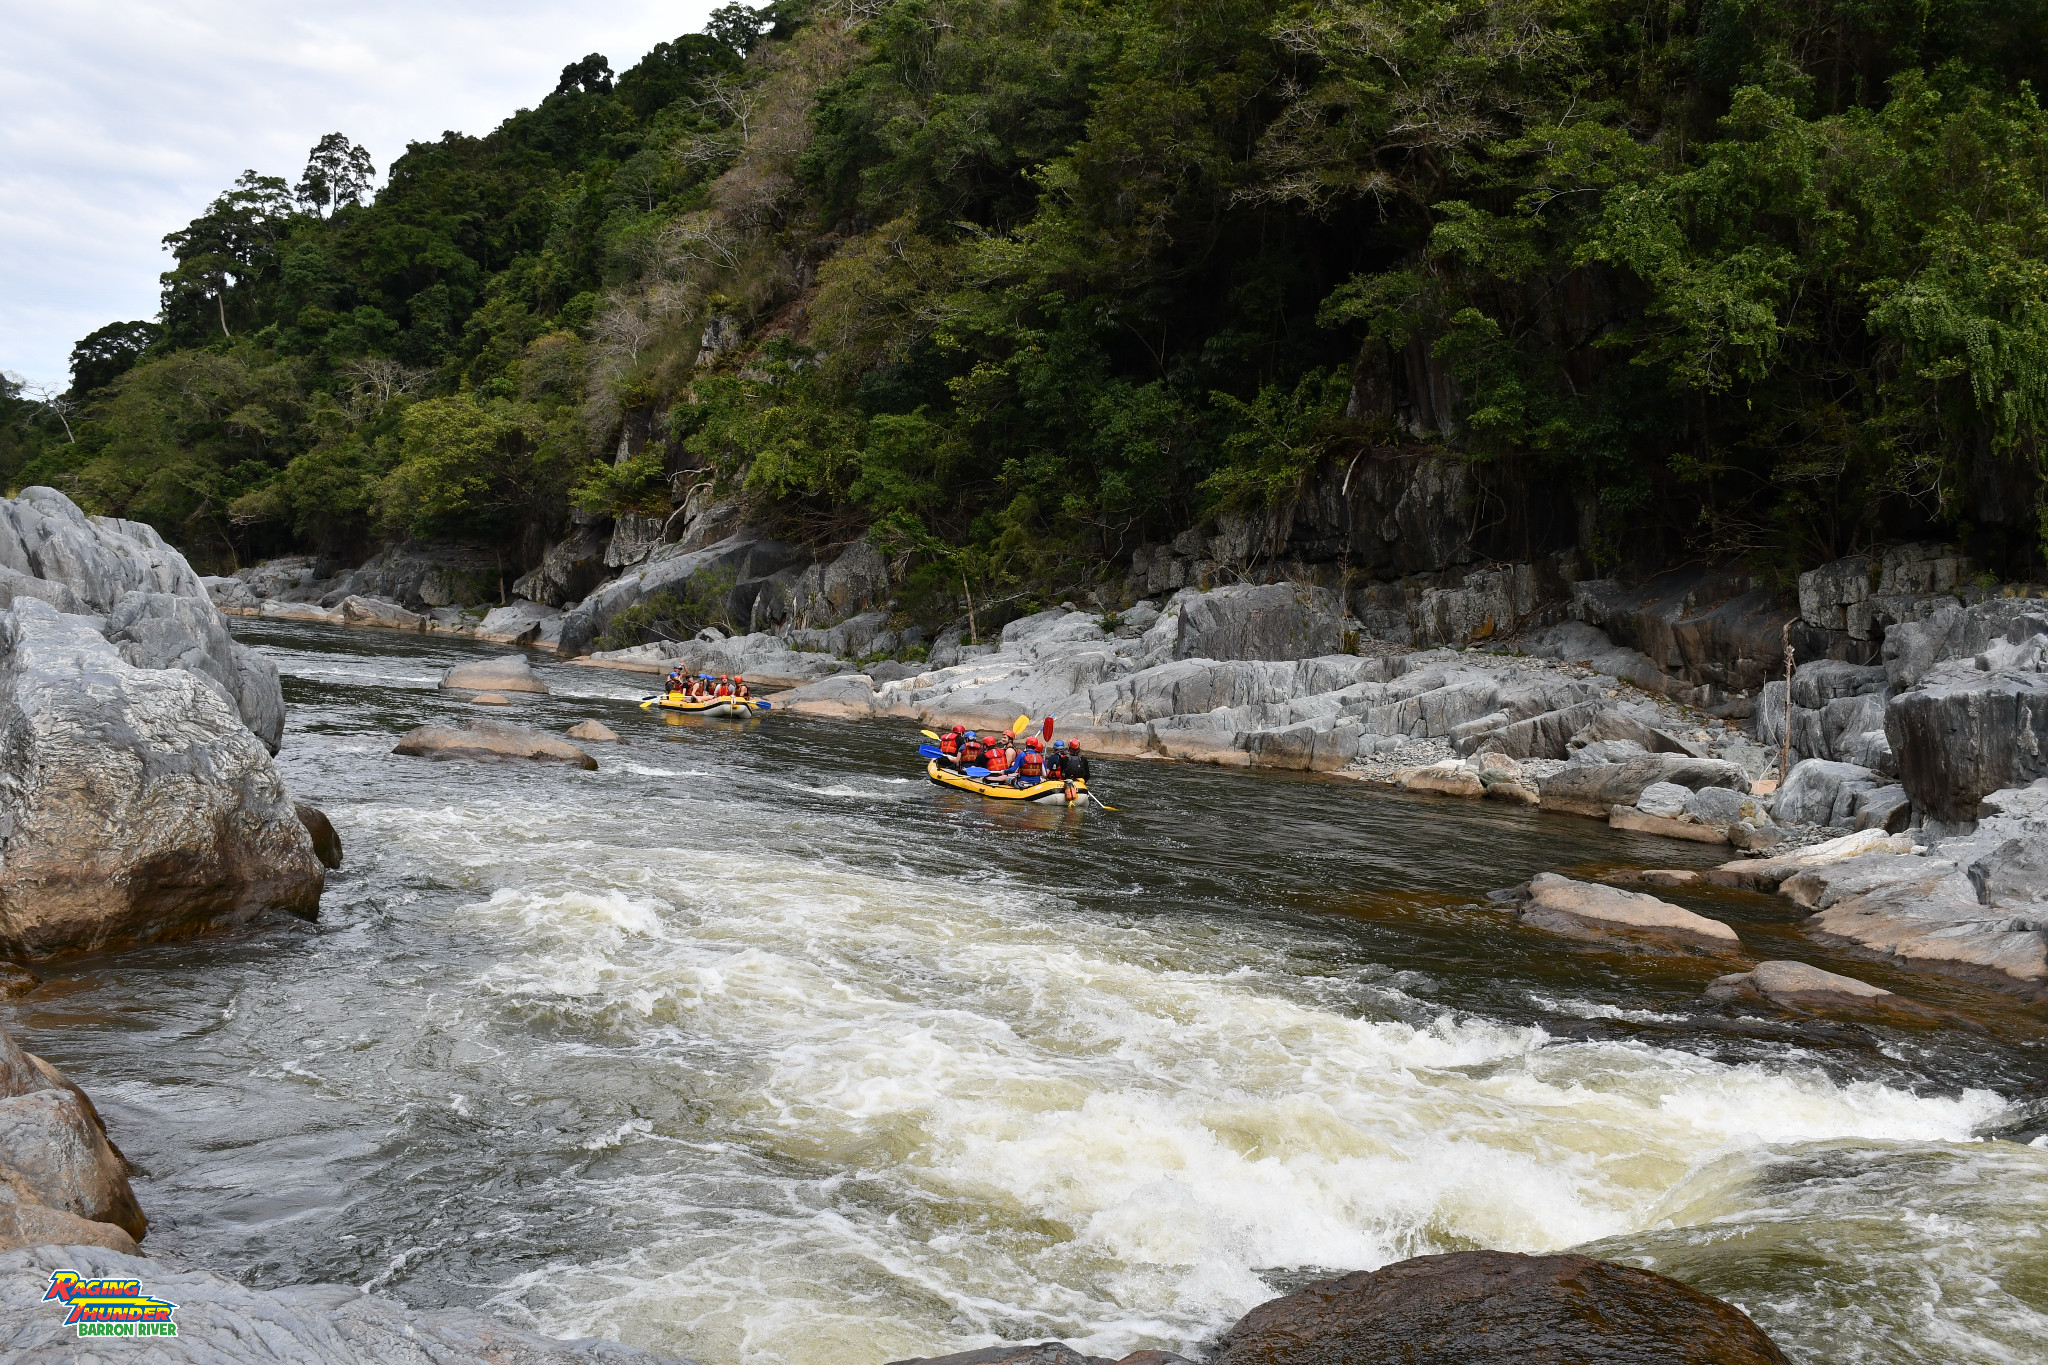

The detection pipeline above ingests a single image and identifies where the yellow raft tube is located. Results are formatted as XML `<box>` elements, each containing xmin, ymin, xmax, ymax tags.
<box><xmin>639</xmin><ymin>692</ymin><xmax>771</xmax><ymax>717</ymax></box>
<box><xmin>926</xmin><ymin>758</ymin><xmax>1088</xmax><ymax>805</ymax></box>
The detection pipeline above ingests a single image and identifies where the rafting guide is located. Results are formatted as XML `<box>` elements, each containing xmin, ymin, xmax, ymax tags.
<box><xmin>42</xmin><ymin>1270</ymin><xmax>180</xmax><ymax>1338</ymax></box>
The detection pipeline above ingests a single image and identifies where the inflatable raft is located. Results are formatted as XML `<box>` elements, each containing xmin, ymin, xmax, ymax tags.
<box><xmin>639</xmin><ymin>693</ymin><xmax>771</xmax><ymax>717</ymax></box>
<box><xmin>926</xmin><ymin>758</ymin><xmax>1087</xmax><ymax>804</ymax></box>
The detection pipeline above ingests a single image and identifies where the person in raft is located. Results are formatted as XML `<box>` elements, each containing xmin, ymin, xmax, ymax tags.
<box><xmin>734</xmin><ymin>676</ymin><xmax>752</xmax><ymax>700</ymax></box>
<box><xmin>1015</xmin><ymin>737</ymin><xmax>1047</xmax><ymax>785</ymax></box>
<box><xmin>958</xmin><ymin>731</ymin><xmax>985</xmax><ymax>769</ymax></box>
<box><xmin>937</xmin><ymin>725</ymin><xmax>966</xmax><ymax>766</ymax></box>
<box><xmin>1049</xmin><ymin>739</ymin><xmax>1089</xmax><ymax>799</ymax></box>
<box><xmin>666</xmin><ymin>665</ymin><xmax>686</xmax><ymax>695</ymax></box>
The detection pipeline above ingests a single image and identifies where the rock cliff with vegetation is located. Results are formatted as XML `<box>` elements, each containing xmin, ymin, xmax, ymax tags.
<box><xmin>7</xmin><ymin>0</ymin><xmax>2047</xmax><ymax>615</ymax></box>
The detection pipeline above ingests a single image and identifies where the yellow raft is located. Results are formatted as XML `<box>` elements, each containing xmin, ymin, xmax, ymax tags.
<box><xmin>639</xmin><ymin>692</ymin><xmax>771</xmax><ymax>717</ymax></box>
<box><xmin>926</xmin><ymin>758</ymin><xmax>1087</xmax><ymax>805</ymax></box>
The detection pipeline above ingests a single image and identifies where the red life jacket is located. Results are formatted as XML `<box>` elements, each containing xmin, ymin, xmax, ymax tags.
<box><xmin>939</xmin><ymin>734</ymin><xmax>959</xmax><ymax>755</ymax></box>
<box><xmin>961</xmin><ymin>741</ymin><xmax>985</xmax><ymax>765</ymax></box>
<box><xmin>1019</xmin><ymin>751</ymin><xmax>1044</xmax><ymax>778</ymax></box>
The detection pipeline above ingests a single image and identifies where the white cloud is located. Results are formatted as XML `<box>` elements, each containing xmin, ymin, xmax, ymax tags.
<box><xmin>0</xmin><ymin>0</ymin><xmax>718</xmax><ymax>385</ymax></box>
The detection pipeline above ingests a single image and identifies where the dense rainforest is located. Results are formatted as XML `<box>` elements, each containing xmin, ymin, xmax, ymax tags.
<box><xmin>7</xmin><ymin>0</ymin><xmax>2048</xmax><ymax>618</ymax></box>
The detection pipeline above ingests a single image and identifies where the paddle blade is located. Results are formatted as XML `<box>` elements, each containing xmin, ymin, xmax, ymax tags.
<box><xmin>1012</xmin><ymin>713</ymin><xmax>1029</xmax><ymax>736</ymax></box>
<box><xmin>963</xmin><ymin>766</ymin><xmax>990</xmax><ymax>778</ymax></box>
<box><xmin>756</xmin><ymin>699</ymin><xmax>772</xmax><ymax>710</ymax></box>
<box><xmin>918</xmin><ymin>744</ymin><xmax>941</xmax><ymax>759</ymax></box>
<box><xmin>1042</xmin><ymin>716</ymin><xmax>1054</xmax><ymax>743</ymax></box>
<box><xmin>921</xmin><ymin>729</ymin><xmax>941</xmax><ymax>740</ymax></box>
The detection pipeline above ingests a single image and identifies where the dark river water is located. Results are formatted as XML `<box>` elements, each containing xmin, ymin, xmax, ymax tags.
<box><xmin>7</xmin><ymin>621</ymin><xmax>2046</xmax><ymax>1363</ymax></box>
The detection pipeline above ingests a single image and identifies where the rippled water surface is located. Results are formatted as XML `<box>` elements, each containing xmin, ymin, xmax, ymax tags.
<box><xmin>10</xmin><ymin>622</ymin><xmax>2047</xmax><ymax>1363</ymax></box>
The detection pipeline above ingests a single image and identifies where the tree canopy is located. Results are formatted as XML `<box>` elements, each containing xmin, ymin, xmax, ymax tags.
<box><xmin>8</xmin><ymin>0</ymin><xmax>2046</xmax><ymax>594</ymax></box>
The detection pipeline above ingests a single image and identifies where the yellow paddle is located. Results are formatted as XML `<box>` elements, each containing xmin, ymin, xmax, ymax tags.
<box><xmin>921</xmin><ymin>729</ymin><xmax>941</xmax><ymax>740</ymax></box>
<box><xmin>1011</xmin><ymin>713</ymin><xmax>1030</xmax><ymax>737</ymax></box>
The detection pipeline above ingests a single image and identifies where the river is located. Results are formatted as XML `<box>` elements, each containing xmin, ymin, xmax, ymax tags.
<box><xmin>8</xmin><ymin>621</ymin><xmax>2046</xmax><ymax>1363</ymax></box>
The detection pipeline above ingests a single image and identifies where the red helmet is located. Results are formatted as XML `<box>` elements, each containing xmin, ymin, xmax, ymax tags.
<box><xmin>952</xmin><ymin>725</ymin><xmax>965</xmax><ymax>734</ymax></box>
<box><xmin>1067</xmin><ymin>740</ymin><xmax>1082</xmax><ymax>752</ymax></box>
<box><xmin>1027</xmin><ymin>737</ymin><xmax>1042</xmax><ymax>750</ymax></box>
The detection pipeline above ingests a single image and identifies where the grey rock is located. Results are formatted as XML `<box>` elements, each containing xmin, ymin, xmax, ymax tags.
<box><xmin>475</xmin><ymin>600</ymin><xmax>564</xmax><ymax>648</ymax></box>
<box><xmin>1563</xmin><ymin>706</ymin><xmax>1693</xmax><ymax>755</ymax></box>
<box><xmin>1538</xmin><ymin>754</ymin><xmax>1750</xmax><ymax>819</ymax></box>
<box><xmin>1565</xmin><ymin>738</ymin><xmax>1648</xmax><ymax>766</ymax></box>
<box><xmin>559</xmin><ymin>533</ymin><xmax>809</xmax><ymax>658</ymax></box>
<box><xmin>1516</xmin><ymin>873</ymin><xmax>1743</xmax><ymax>954</ymax></box>
<box><xmin>0</xmin><ymin>602</ymin><xmax>324</xmax><ymax>956</ymax></box>
<box><xmin>1635</xmin><ymin>781</ymin><xmax>1692</xmax><ymax>818</ymax></box>
<box><xmin>392</xmin><ymin>720</ymin><xmax>596</xmax><ymax>769</ymax></box>
<box><xmin>513</xmin><ymin>523</ymin><xmax>612</xmax><ymax>608</ymax></box>
<box><xmin>1705</xmin><ymin>960</ymin><xmax>1900</xmax><ymax>1014</ymax></box>
<box><xmin>566</xmin><ymin>720</ymin><xmax>625</xmax><ymax>745</ymax></box>
<box><xmin>1774</xmin><ymin>759</ymin><xmax>1882</xmax><ymax>829</ymax></box>
<box><xmin>326</xmin><ymin>541</ymin><xmax>503</xmax><ymax>610</ymax></box>
<box><xmin>1853</xmin><ymin>783</ymin><xmax>1912</xmax><ymax>833</ymax></box>
<box><xmin>340</xmin><ymin>595</ymin><xmax>425</xmax><ymax>631</ymax></box>
<box><xmin>604</xmin><ymin>512</ymin><xmax>669</xmax><ymax>569</ymax></box>
<box><xmin>0</xmin><ymin>1244</ymin><xmax>693</xmax><ymax>1363</ymax></box>
<box><xmin>1789</xmin><ymin>659</ymin><xmax>1887</xmax><ymax>710</ymax></box>
<box><xmin>1458</xmin><ymin>699</ymin><xmax>1608</xmax><ymax>760</ymax></box>
<box><xmin>1684</xmin><ymin>784</ymin><xmax>1771</xmax><ymax>831</ymax></box>
<box><xmin>0</xmin><ymin>1025</ymin><xmax>145</xmax><ymax>1243</ymax></box>
<box><xmin>1174</xmin><ymin>582</ymin><xmax>1344</xmax><ymax>662</ymax></box>
<box><xmin>440</xmin><ymin>655</ymin><xmax>548</xmax><ymax>695</ymax></box>
<box><xmin>1885</xmin><ymin>619</ymin><xmax>2048</xmax><ymax>823</ymax></box>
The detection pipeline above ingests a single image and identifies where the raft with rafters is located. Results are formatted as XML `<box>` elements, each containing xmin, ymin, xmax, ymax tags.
<box><xmin>925</xmin><ymin>758</ymin><xmax>1086</xmax><ymax>804</ymax></box>
<box><xmin>639</xmin><ymin>693</ymin><xmax>771</xmax><ymax>716</ymax></box>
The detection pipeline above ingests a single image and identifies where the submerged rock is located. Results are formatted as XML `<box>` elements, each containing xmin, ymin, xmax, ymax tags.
<box><xmin>0</xmin><ymin>1024</ymin><xmax>145</xmax><ymax>1250</ymax></box>
<box><xmin>0</xmin><ymin>602</ymin><xmax>324</xmax><ymax>956</ymax></box>
<box><xmin>1208</xmin><ymin>1251</ymin><xmax>1788</xmax><ymax>1365</ymax></box>
<box><xmin>567</xmin><ymin>719</ymin><xmax>626</xmax><ymax>744</ymax></box>
<box><xmin>294</xmin><ymin>802</ymin><xmax>343</xmax><ymax>870</ymax></box>
<box><xmin>393</xmin><ymin>719</ymin><xmax>598</xmax><ymax>769</ymax></box>
<box><xmin>1704</xmin><ymin>960</ymin><xmax>1952</xmax><ymax>1025</ymax></box>
<box><xmin>1515</xmin><ymin>873</ymin><xmax>1744</xmax><ymax>954</ymax></box>
<box><xmin>0</xmin><ymin>1244</ymin><xmax>694</xmax><ymax>1362</ymax></box>
<box><xmin>441</xmin><ymin>654</ymin><xmax>548</xmax><ymax>694</ymax></box>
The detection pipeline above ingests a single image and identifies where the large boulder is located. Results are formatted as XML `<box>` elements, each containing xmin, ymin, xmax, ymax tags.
<box><xmin>512</xmin><ymin>521</ymin><xmax>611</xmax><ymax>608</ymax></box>
<box><xmin>1538</xmin><ymin>754</ymin><xmax>1749</xmax><ymax>819</ymax></box>
<box><xmin>1208</xmin><ymin>1251</ymin><xmax>1788</xmax><ymax>1365</ymax></box>
<box><xmin>440</xmin><ymin>655</ymin><xmax>548</xmax><ymax>694</ymax></box>
<box><xmin>323</xmin><ymin>540</ymin><xmax>503</xmax><ymax>610</ymax></box>
<box><xmin>0</xmin><ymin>1244</ymin><xmax>694</xmax><ymax>1363</ymax></box>
<box><xmin>0</xmin><ymin>489</ymin><xmax>286</xmax><ymax>750</ymax></box>
<box><xmin>1772</xmin><ymin>759</ymin><xmax>1883</xmax><ymax>829</ymax></box>
<box><xmin>1174</xmin><ymin>583</ymin><xmax>1344</xmax><ymax>662</ymax></box>
<box><xmin>0</xmin><ymin>602</ymin><xmax>324</xmax><ymax>956</ymax></box>
<box><xmin>1704</xmin><ymin>960</ymin><xmax>1944</xmax><ymax>1024</ymax></box>
<box><xmin>0</xmin><ymin>1024</ymin><xmax>145</xmax><ymax>1247</ymax></box>
<box><xmin>1885</xmin><ymin>617</ymin><xmax>2048</xmax><ymax>825</ymax></box>
<box><xmin>1514</xmin><ymin>873</ymin><xmax>1744</xmax><ymax>955</ymax></box>
<box><xmin>392</xmin><ymin>719</ymin><xmax>597</xmax><ymax>769</ymax></box>
<box><xmin>1780</xmin><ymin>781</ymin><xmax>2048</xmax><ymax>991</ymax></box>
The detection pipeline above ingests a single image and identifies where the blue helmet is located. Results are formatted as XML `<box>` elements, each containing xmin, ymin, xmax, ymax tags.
<box><xmin>965</xmin><ymin>731</ymin><xmax>978</xmax><ymax>739</ymax></box>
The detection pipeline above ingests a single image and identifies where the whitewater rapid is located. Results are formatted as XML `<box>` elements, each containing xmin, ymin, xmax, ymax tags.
<box><xmin>11</xmin><ymin>622</ymin><xmax>2044</xmax><ymax>1365</ymax></box>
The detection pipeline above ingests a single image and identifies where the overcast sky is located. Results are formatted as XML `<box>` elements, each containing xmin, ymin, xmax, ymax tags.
<box><xmin>0</xmin><ymin>0</ymin><xmax>719</xmax><ymax>386</ymax></box>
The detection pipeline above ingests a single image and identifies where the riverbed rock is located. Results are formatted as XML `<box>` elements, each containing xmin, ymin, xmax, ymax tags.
<box><xmin>294</xmin><ymin>803</ymin><xmax>343</xmax><ymax>870</ymax></box>
<box><xmin>512</xmin><ymin>521</ymin><xmax>611</xmax><ymax>608</ymax></box>
<box><xmin>1538</xmin><ymin>754</ymin><xmax>1749</xmax><ymax>819</ymax></box>
<box><xmin>392</xmin><ymin>719</ymin><xmax>597</xmax><ymax>769</ymax></box>
<box><xmin>1772</xmin><ymin>759</ymin><xmax>1883</xmax><ymax>829</ymax></box>
<box><xmin>440</xmin><ymin>654</ymin><xmax>548</xmax><ymax>694</ymax></box>
<box><xmin>1400</xmin><ymin>760</ymin><xmax>1486</xmax><ymax>798</ymax></box>
<box><xmin>0</xmin><ymin>601</ymin><xmax>325</xmax><ymax>956</ymax></box>
<box><xmin>1207</xmin><ymin>1251</ymin><xmax>1788</xmax><ymax>1365</ymax></box>
<box><xmin>1516</xmin><ymin>873</ymin><xmax>1743</xmax><ymax>954</ymax></box>
<box><xmin>475</xmin><ymin>599</ymin><xmax>565</xmax><ymax>649</ymax></box>
<box><xmin>1706</xmin><ymin>828</ymin><xmax>1915</xmax><ymax>892</ymax></box>
<box><xmin>1609</xmin><ymin>805</ymin><xmax>1731</xmax><ymax>844</ymax></box>
<box><xmin>340</xmin><ymin>594</ymin><xmax>426</xmax><ymax>631</ymax></box>
<box><xmin>1884</xmin><ymin>615</ymin><xmax>2048</xmax><ymax>825</ymax></box>
<box><xmin>1702</xmin><ymin>960</ymin><xmax>1945</xmax><ymax>1024</ymax></box>
<box><xmin>1636</xmin><ymin>781</ymin><xmax>1691</xmax><ymax>818</ymax></box>
<box><xmin>0</xmin><ymin>488</ymin><xmax>288</xmax><ymax>748</ymax></box>
<box><xmin>1174</xmin><ymin>582</ymin><xmax>1344</xmax><ymax>661</ymax></box>
<box><xmin>567</xmin><ymin>720</ymin><xmax>625</xmax><ymax>744</ymax></box>
<box><xmin>0</xmin><ymin>1244</ymin><xmax>695</xmax><ymax>1363</ymax></box>
<box><xmin>0</xmin><ymin>1025</ymin><xmax>145</xmax><ymax>1245</ymax></box>
<box><xmin>0</xmin><ymin>1202</ymin><xmax>139</xmax><ymax>1254</ymax></box>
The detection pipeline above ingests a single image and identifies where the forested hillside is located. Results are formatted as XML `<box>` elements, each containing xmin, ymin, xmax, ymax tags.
<box><xmin>8</xmin><ymin>0</ymin><xmax>2048</xmax><ymax>612</ymax></box>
